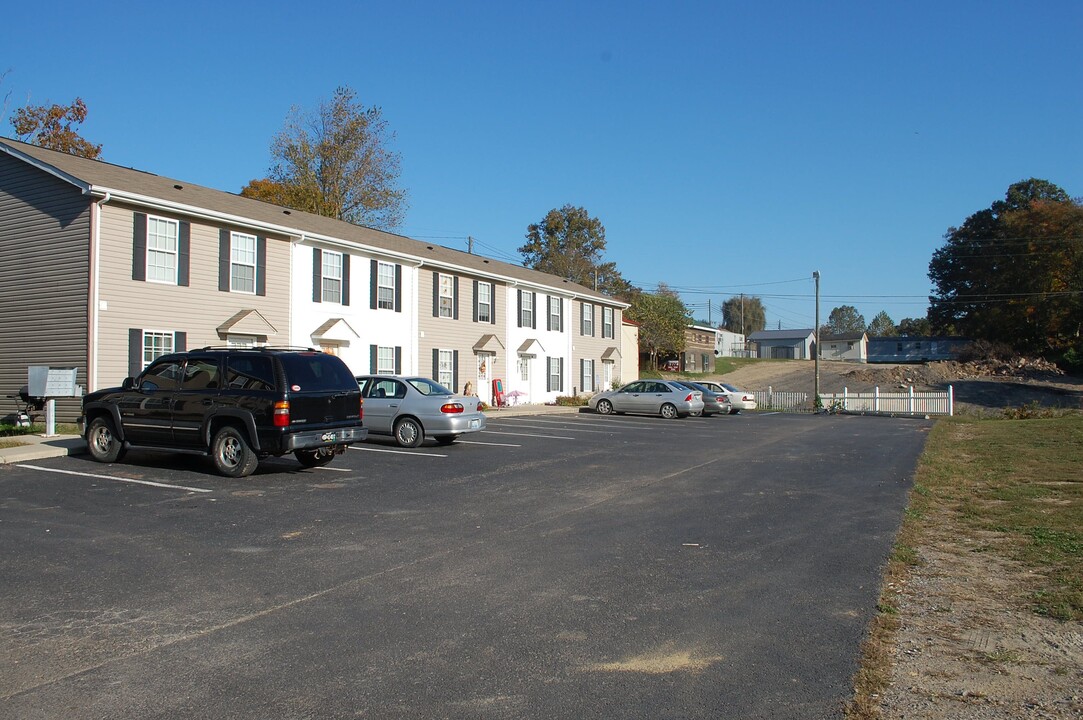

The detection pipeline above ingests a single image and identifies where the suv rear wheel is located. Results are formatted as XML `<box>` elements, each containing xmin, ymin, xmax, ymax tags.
<box><xmin>211</xmin><ymin>425</ymin><xmax>259</xmax><ymax>478</ymax></box>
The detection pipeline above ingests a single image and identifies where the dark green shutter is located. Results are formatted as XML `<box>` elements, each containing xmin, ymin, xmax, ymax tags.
<box><xmin>219</xmin><ymin>229</ymin><xmax>230</xmax><ymax>291</ymax></box>
<box><xmin>473</xmin><ymin>280</ymin><xmax>479</xmax><ymax>322</ymax></box>
<box><xmin>453</xmin><ymin>277</ymin><xmax>459</xmax><ymax>320</ymax></box>
<box><xmin>394</xmin><ymin>347</ymin><xmax>402</xmax><ymax>374</ymax></box>
<box><xmin>370</xmin><ymin>345</ymin><xmax>377</xmax><ymax>374</ymax></box>
<box><xmin>394</xmin><ymin>264</ymin><xmax>402</xmax><ymax>312</ymax></box>
<box><xmin>432</xmin><ymin>271</ymin><xmax>440</xmax><ymax>317</ymax></box>
<box><xmin>256</xmin><ymin>236</ymin><xmax>266</xmax><ymax>296</ymax></box>
<box><xmin>128</xmin><ymin>329</ymin><xmax>143</xmax><ymax>377</ymax></box>
<box><xmin>175</xmin><ymin>331</ymin><xmax>187</xmax><ymax>352</ymax></box>
<box><xmin>370</xmin><ymin>259</ymin><xmax>378</xmax><ymax>309</ymax></box>
<box><xmin>341</xmin><ymin>254</ymin><xmax>350</xmax><ymax>306</ymax></box>
<box><xmin>132</xmin><ymin>213</ymin><xmax>147</xmax><ymax>281</ymax></box>
<box><xmin>178</xmin><ymin>222</ymin><xmax>190</xmax><ymax>286</ymax></box>
<box><xmin>312</xmin><ymin>248</ymin><xmax>322</xmax><ymax>303</ymax></box>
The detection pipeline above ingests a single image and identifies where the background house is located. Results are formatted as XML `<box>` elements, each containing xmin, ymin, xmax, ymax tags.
<box><xmin>819</xmin><ymin>332</ymin><xmax>868</xmax><ymax>362</ymax></box>
<box><xmin>867</xmin><ymin>336</ymin><xmax>969</xmax><ymax>363</ymax></box>
<box><xmin>748</xmin><ymin>329</ymin><xmax>817</xmax><ymax>359</ymax></box>
<box><xmin>682</xmin><ymin>324</ymin><xmax>716</xmax><ymax>373</ymax></box>
<box><xmin>714</xmin><ymin>329</ymin><xmax>748</xmax><ymax>358</ymax></box>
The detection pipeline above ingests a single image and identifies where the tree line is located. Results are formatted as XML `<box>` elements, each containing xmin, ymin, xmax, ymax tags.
<box><xmin>7</xmin><ymin>84</ymin><xmax>1078</xmax><ymax>369</ymax></box>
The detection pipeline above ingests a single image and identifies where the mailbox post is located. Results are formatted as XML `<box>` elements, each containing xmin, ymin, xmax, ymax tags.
<box><xmin>28</xmin><ymin>366</ymin><xmax>80</xmax><ymax>437</ymax></box>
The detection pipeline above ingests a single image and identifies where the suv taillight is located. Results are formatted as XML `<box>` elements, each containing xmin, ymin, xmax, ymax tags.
<box><xmin>359</xmin><ymin>397</ymin><xmax>364</xmax><ymax>420</ymax></box>
<box><xmin>440</xmin><ymin>403</ymin><xmax>464</xmax><ymax>414</ymax></box>
<box><xmin>273</xmin><ymin>401</ymin><xmax>290</xmax><ymax>427</ymax></box>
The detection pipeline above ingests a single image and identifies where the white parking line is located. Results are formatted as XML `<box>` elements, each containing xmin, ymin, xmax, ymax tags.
<box><xmin>314</xmin><ymin>466</ymin><xmax>353</xmax><ymax>472</ymax></box>
<box><xmin>348</xmin><ymin>446</ymin><xmax>447</xmax><ymax>458</ymax></box>
<box><xmin>456</xmin><ymin>440</ymin><xmax>523</xmax><ymax>447</ymax></box>
<box><xmin>482</xmin><ymin>431</ymin><xmax>574</xmax><ymax>440</ymax></box>
<box><xmin>484</xmin><ymin>422</ymin><xmax>616</xmax><ymax>434</ymax></box>
<box><xmin>16</xmin><ymin>464</ymin><xmax>212</xmax><ymax>493</ymax></box>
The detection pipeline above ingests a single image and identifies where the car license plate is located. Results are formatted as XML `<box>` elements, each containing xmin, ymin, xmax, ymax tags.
<box><xmin>321</xmin><ymin>432</ymin><xmax>337</xmax><ymax>442</ymax></box>
<box><xmin>470</xmin><ymin>419</ymin><xmax>479</xmax><ymax>430</ymax></box>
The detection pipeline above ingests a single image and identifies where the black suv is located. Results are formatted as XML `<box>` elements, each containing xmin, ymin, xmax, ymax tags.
<box><xmin>80</xmin><ymin>348</ymin><xmax>367</xmax><ymax>477</ymax></box>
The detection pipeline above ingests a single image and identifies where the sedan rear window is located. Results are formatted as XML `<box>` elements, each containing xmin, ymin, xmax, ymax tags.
<box><xmin>407</xmin><ymin>378</ymin><xmax>453</xmax><ymax>396</ymax></box>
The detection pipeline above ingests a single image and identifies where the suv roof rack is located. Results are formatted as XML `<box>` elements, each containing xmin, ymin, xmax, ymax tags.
<box><xmin>195</xmin><ymin>346</ymin><xmax>320</xmax><ymax>352</ymax></box>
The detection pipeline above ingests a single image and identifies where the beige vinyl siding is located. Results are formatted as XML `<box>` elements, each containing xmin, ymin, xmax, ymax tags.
<box><xmin>573</xmin><ymin>303</ymin><xmax>622</xmax><ymax>393</ymax></box>
<box><xmin>0</xmin><ymin>154</ymin><xmax>90</xmax><ymax>421</ymax></box>
<box><xmin>417</xmin><ymin>270</ymin><xmax>507</xmax><ymax>385</ymax></box>
<box><xmin>95</xmin><ymin>203</ymin><xmax>292</xmax><ymax>387</ymax></box>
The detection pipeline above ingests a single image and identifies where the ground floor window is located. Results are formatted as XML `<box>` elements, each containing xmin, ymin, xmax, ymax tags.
<box><xmin>438</xmin><ymin>350</ymin><xmax>454</xmax><ymax>389</ymax></box>
<box><xmin>377</xmin><ymin>346</ymin><xmax>396</xmax><ymax>373</ymax></box>
<box><xmin>143</xmin><ymin>331</ymin><xmax>174</xmax><ymax>368</ymax></box>
<box><xmin>580</xmin><ymin>359</ymin><xmax>594</xmax><ymax>393</ymax></box>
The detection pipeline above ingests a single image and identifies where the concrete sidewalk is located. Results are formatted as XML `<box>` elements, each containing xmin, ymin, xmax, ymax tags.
<box><xmin>0</xmin><ymin>404</ymin><xmax>583</xmax><ymax>465</ymax></box>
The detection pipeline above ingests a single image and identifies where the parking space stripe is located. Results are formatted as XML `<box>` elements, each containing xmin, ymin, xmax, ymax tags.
<box><xmin>349</xmin><ymin>446</ymin><xmax>447</xmax><ymax>458</ymax></box>
<box><xmin>484</xmin><ymin>422</ymin><xmax>616</xmax><ymax>435</ymax></box>
<box><xmin>314</xmin><ymin>466</ymin><xmax>353</xmax><ymax>472</ymax></box>
<box><xmin>456</xmin><ymin>440</ymin><xmax>522</xmax><ymax>447</ymax></box>
<box><xmin>15</xmin><ymin>464</ymin><xmax>212</xmax><ymax>493</ymax></box>
<box><xmin>482</xmin><ymin>431</ymin><xmax>574</xmax><ymax>440</ymax></box>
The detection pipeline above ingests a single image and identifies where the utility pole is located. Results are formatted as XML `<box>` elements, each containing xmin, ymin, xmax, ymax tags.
<box><xmin>740</xmin><ymin>293</ymin><xmax>745</xmax><ymax>336</ymax></box>
<box><xmin>813</xmin><ymin>270</ymin><xmax>820</xmax><ymax>409</ymax></box>
<box><xmin>467</xmin><ymin>236</ymin><xmax>474</xmax><ymax>254</ymax></box>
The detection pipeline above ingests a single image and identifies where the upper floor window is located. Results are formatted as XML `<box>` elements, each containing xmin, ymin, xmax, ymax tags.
<box><xmin>146</xmin><ymin>217</ymin><xmax>178</xmax><ymax>284</ymax></box>
<box><xmin>438</xmin><ymin>273</ymin><xmax>455</xmax><ymax>318</ymax></box>
<box><xmin>378</xmin><ymin>262</ymin><xmax>396</xmax><ymax>309</ymax></box>
<box><xmin>231</xmin><ymin>232</ymin><xmax>257</xmax><ymax>294</ymax></box>
<box><xmin>477</xmin><ymin>282</ymin><xmax>492</xmax><ymax>323</ymax></box>
<box><xmin>581</xmin><ymin>302</ymin><xmax>594</xmax><ymax>336</ymax></box>
<box><xmin>603</xmin><ymin>307</ymin><xmax>614</xmax><ymax>338</ymax></box>
<box><xmin>549</xmin><ymin>297</ymin><xmax>562</xmax><ymax>332</ymax></box>
<box><xmin>322</xmin><ymin>250</ymin><xmax>343</xmax><ymax>303</ymax></box>
<box><xmin>520</xmin><ymin>291</ymin><xmax>534</xmax><ymax>328</ymax></box>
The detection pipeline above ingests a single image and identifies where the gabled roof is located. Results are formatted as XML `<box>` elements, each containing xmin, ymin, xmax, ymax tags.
<box><xmin>0</xmin><ymin>138</ymin><xmax>627</xmax><ymax>307</ymax></box>
<box><xmin>748</xmin><ymin>328</ymin><xmax>816</xmax><ymax>341</ymax></box>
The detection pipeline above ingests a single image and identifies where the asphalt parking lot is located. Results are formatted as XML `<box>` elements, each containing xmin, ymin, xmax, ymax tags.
<box><xmin>0</xmin><ymin>411</ymin><xmax>933</xmax><ymax>719</ymax></box>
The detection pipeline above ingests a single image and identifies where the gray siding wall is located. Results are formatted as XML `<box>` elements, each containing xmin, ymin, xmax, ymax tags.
<box><xmin>0</xmin><ymin>153</ymin><xmax>91</xmax><ymax>422</ymax></box>
<box><xmin>572</xmin><ymin>301</ymin><xmax>622</xmax><ymax>392</ymax></box>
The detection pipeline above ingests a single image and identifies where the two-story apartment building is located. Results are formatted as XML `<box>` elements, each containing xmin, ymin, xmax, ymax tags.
<box><xmin>0</xmin><ymin>138</ymin><xmax>629</xmax><ymax>418</ymax></box>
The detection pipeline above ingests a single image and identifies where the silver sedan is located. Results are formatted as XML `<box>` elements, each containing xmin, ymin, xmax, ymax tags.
<box><xmin>356</xmin><ymin>375</ymin><xmax>487</xmax><ymax>447</ymax></box>
<box><xmin>588</xmin><ymin>379</ymin><xmax>704</xmax><ymax>419</ymax></box>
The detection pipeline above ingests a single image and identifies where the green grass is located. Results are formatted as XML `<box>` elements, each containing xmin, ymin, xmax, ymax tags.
<box><xmin>913</xmin><ymin>415</ymin><xmax>1083</xmax><ymax>620</ymax></box>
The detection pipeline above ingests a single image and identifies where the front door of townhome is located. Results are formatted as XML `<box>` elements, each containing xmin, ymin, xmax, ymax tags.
<box><xmin>476</xmin><ymin>352</ymin><xmax>494</xmax><ymax>404</ymax></box>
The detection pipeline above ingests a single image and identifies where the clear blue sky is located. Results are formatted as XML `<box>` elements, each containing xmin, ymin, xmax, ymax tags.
<box><xmin>4</xmin><ymin>1</ymin><xmax>1080</xmax><ymax>331</ymax></box>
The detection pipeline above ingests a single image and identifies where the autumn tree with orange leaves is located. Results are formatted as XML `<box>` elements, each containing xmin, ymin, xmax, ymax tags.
<box><xmin>11</xmin><ymin>97</ymin><xmax>102</xmax><ymax>159</ymax></box>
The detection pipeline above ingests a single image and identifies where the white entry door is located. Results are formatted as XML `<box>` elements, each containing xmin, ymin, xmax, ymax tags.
<box><xmin>476</xmin><ymin>352</ymin><xmax>494</xmax><ymax>404</ymax></box>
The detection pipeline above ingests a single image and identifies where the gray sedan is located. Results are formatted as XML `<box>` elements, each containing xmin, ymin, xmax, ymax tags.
<box><xmin>588</xmin><ymin>380</ymin><xmax>704</xmax><ymax>419</ymax></box>
<box><xmin>672</xmin><ymin>380</ymin><xmax>732</xmax><ymax>416</ymax></box>
<box><xmin>356</xmin><ymin>375</ymin><xmax>487</xmax><ymax>447</ymax></box>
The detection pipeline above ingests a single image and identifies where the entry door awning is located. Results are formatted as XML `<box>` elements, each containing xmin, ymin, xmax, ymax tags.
<box><xmin>473</xmin><ymin>334</ymin><xmax>505</xmax><ymax>353</ymax></box>
<box><xmin>217</xmin><ymin>309</ymin><xmax>279</xmax><ymax>339</ymax></box>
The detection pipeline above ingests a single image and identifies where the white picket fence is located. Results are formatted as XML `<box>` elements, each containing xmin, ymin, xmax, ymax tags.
<box><xmin>753</xmin><ymin>387</ymin><xmax>810</xmax><ymax>412</ymax></box>
<box><xmin>818</xmin><ymin>386</ymin><xmax>955</xmax><ymax>416</ymax></box>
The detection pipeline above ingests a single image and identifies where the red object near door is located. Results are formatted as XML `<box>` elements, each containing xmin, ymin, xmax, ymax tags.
<box><xmin>492</xmin><ymin>378</ymin><xmax>506</xmax><ymax>407</ymax></box>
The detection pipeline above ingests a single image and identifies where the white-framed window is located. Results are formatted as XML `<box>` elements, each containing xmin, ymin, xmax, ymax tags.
<box><xmin>378</xmin><ymin>262</ymin><xmax>395</xmax><ymax>309</ymax></box>
<box><xmin>438</xmin><ymin>273</ymin><xmax>455</xmax><ymax>318</ymax></box>
<box><xmin>438</xmin><ymin>349</ymin><xmax>454</xmax><ymax>389</ymax></box>
<box><xmin>581</xmin><ymin>359</ymin><xmax>594</xmax><ymax>393</ymax></box>
<box><xmin>549</xmin><ymin>357</ymin><xmax>561</xmax><ymax>393</ymax></box>
<box><xmin>603</xmin><ymin>307</ymin><xmax>614</xmax><ymax>338</ymax></box>
<box><xmin>146</xmin><ymin>216</ymin><xmax>179</xmax><ymax>284</ymax></box>
<box><xmin>377</xmin><ymin>346</ymin><xmax>396</xmax><ymax>374</ymax></box>
<box><xmin>322</xmin><ymin>250</ymin><xmax>343</xmax><ymax>303</ymax></box>
<box><xmin>521</xmin><ymin>291</ymin><xmax>534</xmax><ymax>327</ymax></box>
<box><xmin>143</xmin><ymin>331</ymin><xmax>175</xmax><ymax>368</ymax></box>
<box><xmin>582</xmin><ymin>302</ymin><xmax>594</xmax><ymax>336</ymax></box>
<box><xmin>230</xmin><ymin>232</ymin><xmax>257</xmax><ymax>294</ymax></box>
<box><xmin>519</xmin><ymin>354</ymin><xmax>531</xmax><ymax>382</ymax></box>
<box><xmin>549</xmin><ymin>297</ymin><xmax>561</xmax><ymax>331</ymax></box>
<box><xmin>227</xmin><ymin>334</ymin><xmax>258</xmax><ymax>348</ymax></box>
<box><xmin>477</xmin><ymin>282</ymin><xmax>492</xmax><ymax>323</ymax></box>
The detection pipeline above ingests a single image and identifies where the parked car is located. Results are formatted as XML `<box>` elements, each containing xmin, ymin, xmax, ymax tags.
<box><xmin>80</xmin><ymin>348</ymin><xmax>367</xmax><ymax>477</ymax></box>
<box><xmin>588</xmin><ymin>380</ymin><xmax>704</xmax><ymax>419</ymax></box>
<box><xmin>696</xmin><ymin>381</ymin><xmax>757</xmax><ymax>414</ymax></box>
<box><xmin>672</xmin><ymin>380</ymin><xmax>732</xmax><ymax>416</ymax></box>
<box><xmin>355</xmin><ymin>375</ymin><xmax>486</xmax><ymax>447</ymax></box>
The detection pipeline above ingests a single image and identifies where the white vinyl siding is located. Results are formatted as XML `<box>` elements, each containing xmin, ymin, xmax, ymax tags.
<box><xmin>230</xmin><ymin>232</ymin><xmax>257</xmax><ymax>293</ymax></box>
<box><xmin>146</xmin><ymin>216</ymin><xmax>178</xmax><ymax>284</ymax></box>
